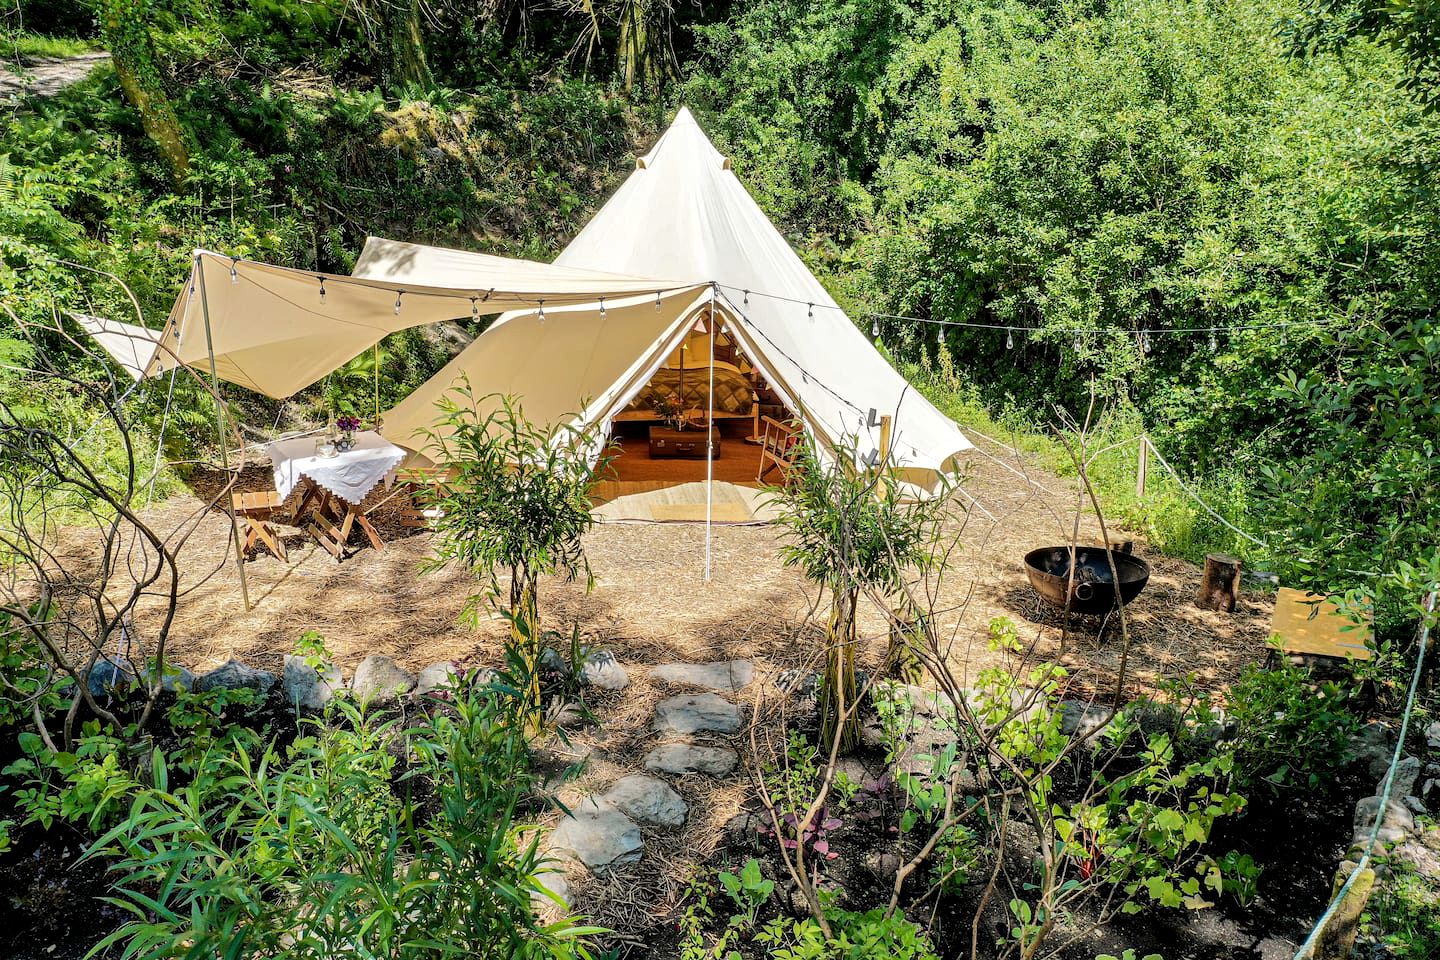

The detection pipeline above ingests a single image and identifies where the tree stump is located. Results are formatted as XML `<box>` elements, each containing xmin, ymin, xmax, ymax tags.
<box><xmin>1196</xmin><ymin>553</ymin><xmax>1242</xmax><ymax>612</ymax></box>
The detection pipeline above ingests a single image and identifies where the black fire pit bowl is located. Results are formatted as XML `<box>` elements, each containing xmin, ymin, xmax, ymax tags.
<box><xmin>1023</xmin><ymin>546</ymin><xmax>1151</xmax><ymax>617</ymax></box>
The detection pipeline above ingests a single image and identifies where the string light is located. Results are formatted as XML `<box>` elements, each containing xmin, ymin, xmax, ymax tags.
<box><xmin>317</xmin><ymin>277</ymin><xmax>326</xmax><ymax>303</ymax></box>
<box><xmin>743</xmin><ymin>289</ymin><xmax>749</xmax><ymax>306</ymax></box>
<box><xmin>1140</xmin><ymin>330</ymin><xmax>1152</xmax><ymax>355</ymax></box>
<box><xmin>807</xmin><ymin>302</ymin><xmax>813</xmax><ymax>321</ymax></box>
<box><xmin>482</xmin><ymin>288</ymin><xmax>493</xmax><ymax>302</ymax></box>
<box><xmin>936</xmin><ymin>325</ymin><xmax>943</xmax><ymax>349</ymax></box>
<box><xmin>600</xmin><ymin>297</ymin><xmax>606</xmax><ymax>321</ymax></box>
<box><xmin>1073</xmin><ymin>332</ymin><xmax>1083</xmax><ymax>352</ymax></box>
<box><xmin>1006</xmin><ymin>328</ymin><xmax>1014</xmax><ymax>350</ymax></box>
<box><xmin>470</xmin><ymin>297</ymin><xmax>478</xmax><ymax>320</ymax></box>
<box><xmin>871</xmin><ymin>319</ymin><xmax>879</xmax><ymax>338</ymax></box>
<box><xmin>394</xmin><ymin>291</ymin><xmax>403</xmax><ymax>315</ymax></box>
<box><xmin>538</xmin><ymin>299</ymin><xmax>546</xmax><ymax>323</ymax></box>
<box><xmin>230</xmin><ymin>258</ymin><xmax>239</xmax><ymax>284</ymax></box>
<box><xmin>656</xmin><ymin>291</ymin><xmax>662</xmax><ymax>311</ymax></box>
<box><xmin>1209</xmin><ymin>331</ymin><xmax>1218</xmax><ymax>353</ymax></box>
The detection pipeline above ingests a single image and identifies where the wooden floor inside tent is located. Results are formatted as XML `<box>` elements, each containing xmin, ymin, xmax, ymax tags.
<box><xmin>589</xmin><ymin>432</ymin><xmax>775</xmax><ymax>522</ymax></box>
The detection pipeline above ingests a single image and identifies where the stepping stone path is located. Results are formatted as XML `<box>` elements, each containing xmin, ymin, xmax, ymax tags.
<box><xmin>547</xmin><ymin>797</ymin><xmax>644</xmax><ymax>870</ymax></box>
<box><xmin>603</xmin><ymin>774</ymin><xmax>688</xmax><ymax>827</ymax></box>
<box><xmin>643</xmin><ymin>742</ymin><xmax>739</xmax><ymax>776</ymax></box>
<box><xmin>653</xmin><ymin>693</ymin><xmax>742</xmax><ymax>736</ymax></box>
<box><xmin>650</xmin><ymin>660</ymin><xmax>753</xmax><ymax>692</ymax></box>
<box><xmin>545</xmin><ymin>661</ymin><xmax>752</xmax><ymax>892</ymax></box>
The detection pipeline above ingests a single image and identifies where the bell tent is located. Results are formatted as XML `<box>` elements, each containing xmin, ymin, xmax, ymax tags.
<box><xmin>367</xmin><ymin>108</ymin><xmax>972</xmax><ymax>493</ymax></box>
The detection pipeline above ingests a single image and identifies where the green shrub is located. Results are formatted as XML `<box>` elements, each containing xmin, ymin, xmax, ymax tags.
<box><xmin>85</xmin><ymin>680</ymin><xmax>601</xmax><ymax>959</ymax></box>
<box><xmin>755</xmin><ymin>904</ymin><xmax>940</xmax><ymax>960</ymax></box>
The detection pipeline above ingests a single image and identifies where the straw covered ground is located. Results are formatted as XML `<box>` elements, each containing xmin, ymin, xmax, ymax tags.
<box><xmin>55</xmin><ymin>437</ymin><xmax>1278</xmax><ymax>934</ymax></box>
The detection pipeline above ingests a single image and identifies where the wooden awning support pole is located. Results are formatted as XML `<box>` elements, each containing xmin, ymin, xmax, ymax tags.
<box><xmin>1136</xmin><ymin>435</ymin><xmax>1149</xmax><ymax>501</ymax></box>
<box><xmin>195</xmin><ymin>255</ymin><xmax>252</xmax><ymax>611</ymax></box>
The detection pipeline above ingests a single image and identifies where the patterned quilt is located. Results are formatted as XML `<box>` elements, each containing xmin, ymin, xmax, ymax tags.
<box><xmin>624</xmin><ymin>361</ymin><xmax>754</xmax><ymax>415</ymax></box>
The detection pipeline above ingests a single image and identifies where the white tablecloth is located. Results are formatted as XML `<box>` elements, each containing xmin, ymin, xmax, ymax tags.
<box><xmin>267</xmin><ymin>430</ymin><xmax>406</xmax><ymax>505</ymax></box>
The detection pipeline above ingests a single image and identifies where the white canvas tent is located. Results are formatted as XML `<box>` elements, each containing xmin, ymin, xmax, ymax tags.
<box><xmin>372</xmin><ymin>108</ymin><xmax>972</xmax><ymax>492</ymax></box>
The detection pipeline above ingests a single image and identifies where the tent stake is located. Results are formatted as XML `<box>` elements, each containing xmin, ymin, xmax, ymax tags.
<box><xmin>195</xmin><ymin>255</ymin><xmax>252</xmax><ymax>611</ymax></box>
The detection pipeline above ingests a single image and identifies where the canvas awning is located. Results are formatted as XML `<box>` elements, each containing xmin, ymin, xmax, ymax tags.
<box><xmin>69</xmin><ymin>313</ymin><xmax>163</xmax><ymax>381</ymax></box>
<box><xmin>140</xmin><ymin>249</ymin><xmax>704</xmax><ymax>399</ymax></box>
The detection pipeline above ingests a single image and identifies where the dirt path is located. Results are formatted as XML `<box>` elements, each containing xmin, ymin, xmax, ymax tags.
<box><xmin>1</xmin><ymin>52</ymin><xmax>108</xmax><ymax>101</ymax></box>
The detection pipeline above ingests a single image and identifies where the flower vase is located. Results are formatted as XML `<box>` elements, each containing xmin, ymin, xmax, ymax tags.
<box><xmin>335</xmin><ymin>430</ymin><xmax>356</xmax><ymax>453</ymax></box>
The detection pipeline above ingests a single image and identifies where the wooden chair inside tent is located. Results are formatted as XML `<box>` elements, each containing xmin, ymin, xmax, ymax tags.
<box><xmin>232</xmin><ymin>490</ymin><xmax>287</xmax><ymax>562</ymax></box>
<box><xmin>757</xmin><ymin>416</ymin><xmax>801</xmax><ymax>484</ymax></box>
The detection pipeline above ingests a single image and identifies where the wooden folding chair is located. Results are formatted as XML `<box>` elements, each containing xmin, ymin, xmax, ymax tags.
<box><xmin>232</xmin><ymin>490</ymin><xmax>287</xmax><ymax>561</ymax></box>
<box><xmin>394</xmin><ymin>466</ymin><xmax>451</xmax><ymax>529</ymax></box>
<box><xmin>757</xmin><ymin>416</ymin><xmax>802</xmax><ymax>484</ymax></box>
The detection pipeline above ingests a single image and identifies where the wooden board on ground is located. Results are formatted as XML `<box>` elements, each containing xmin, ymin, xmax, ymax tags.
<box><xmin>1270</xmin><ymin>587</ymin><xmax>1373</xmax><ymax>660</ymax></box>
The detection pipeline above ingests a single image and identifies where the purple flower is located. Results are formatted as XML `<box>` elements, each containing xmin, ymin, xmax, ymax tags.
<box><xmin>336</xmin><ymin>415</ymin><xmax>362</xmax><ymax>432</ymax></box>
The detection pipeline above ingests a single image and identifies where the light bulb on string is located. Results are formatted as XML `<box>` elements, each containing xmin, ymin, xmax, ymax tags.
<box><xmin>394</xmin><ymin>291</ymin><xmax>403</xmax><ymax>316</ymax></box>
<box><xmin>600</xmin><ymin>298</ymin><xmax>606</xmax><ymax>321</ymax></box>
<box><xmin>230</xmin><ymin>259</ymin><xmax>239</xmax><ymax>284</ymax></box>
<box><xmin>538</xmin><ymin>300</ymin><xmax>546</xmax><ymax>323</ymax></box>
<box><xmin>471</xmin><ymin>297</ymin><xmax>479</xmax><ymax>320</ymax></box>
<box><xmin>871</xmin><ymin>319</ymin><xmax>879</xmax><ymax>338</ymax></box>
<box><xmin>1140</xmin><ymin>330</ymin><xmax>1152</xmax><ymax>355</ymax></box>
<box><xmin>743</xmin><ymin>289</ymin><xmax>749</xmax><ymax>306</ymax></box>
<box><xmin>655</xmin><ymin>291</ymin><xmax>662</xmax><ymax>311</ymax></box>
<box><xmin>1006</xmin><ymin>328</ymin><xmax>1014</xmax><ymax>350</ymax></box>
<box><xmin>318</xmin><ymin>277</ymin><xmax>326</xmax><ymax>304</ymax></box>
<box><xmin>1073</xmin><ymin>331</ymin><xmax>1083</xmax><ymax>353</ymax></box>
<box><xmin>936</xmin><ymin>324</ymin><xmax>944</xmax><ymax>349</ymax></box>
<box><xmin>1209</xmin><ymin>330</ymin><xmax>1218</xmax><ymax>353</ymax></box>
<box><xmin>807</xmin><ymin>302</ymin><xmax>814</xmax><ymax>321</ymax></box>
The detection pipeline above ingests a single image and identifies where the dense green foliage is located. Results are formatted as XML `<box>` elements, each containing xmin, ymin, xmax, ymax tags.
<box><xmin>83</xmin><ymin>681</ymin><xmax>597</xmax><ymax>960</ymax></box>
<box><xmin>3</xmin><ymin>0</ymin><xmax>1437</xmax><ymax>624</ymax></box>
<box><xmin>685</xmin><ymin>0</ymin><xmax>1440</xmax><ymax>633</ymax></box>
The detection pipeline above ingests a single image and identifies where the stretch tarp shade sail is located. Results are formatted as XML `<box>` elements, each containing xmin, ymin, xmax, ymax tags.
<box><xmin>140</xmin><ymin>248</ymin><xmax>703</xmax><ymax>400</ymax></box>
<box><xmin>70</xmin><ymin>313</ymin><xmax>163</xmax><ymax>381</ymax></box>
<box><xmin>381</xmin><ymin>108</ymin><xmax>972</xmax><ymax>491</ymax></box>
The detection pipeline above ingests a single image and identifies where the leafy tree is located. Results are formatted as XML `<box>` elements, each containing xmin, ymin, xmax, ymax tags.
<box><xmin>421</xmin><ymin>383</ymin><xmax>614</xmax><ymax>730</ymax></box>
<box><xmin>771</xmin><ymin>432</ymin><xmax>950</xmax><ymax>752</ymax></box>
<box><xmin>97</xmin><ymin>0</ymin><xmax>190</xmax><ymax>183</ymax></box>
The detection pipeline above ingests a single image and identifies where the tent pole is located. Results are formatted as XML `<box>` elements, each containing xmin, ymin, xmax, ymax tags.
<box><xmin>705</xmin><ymin>287</ymin><xmax>716</xmax><ymax>582</ymax></box>
<box><xmin>195</xmin><ymin>255</ymin><xmax>252</xmax><ymax>611</ymax></box>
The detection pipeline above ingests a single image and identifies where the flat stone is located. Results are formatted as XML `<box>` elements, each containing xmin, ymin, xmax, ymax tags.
<box><xmin>84</xmin><ymin>657</ymin><xmax>134</xmax><ymax>697</ymax></box>
<box><xmin>603</xmin><ymin>774</ymin><xmax>688</xmax><ymax>827</ymax></box>
<box><xmin>414</xmin><ymin>661</ymin><xmax>460</xmax><ymax>697</ymax></box>
<box><xmin>1350</xmin><ymin>721</ymin><xmax>1397</xmax><ymax>780</ymax></box>
<box><xmin>158</xmin><ymin>664</ymin><xmax>196</xmax><ymax>693</ymax></box>
<box><xmin>350</xmin><ymin>655</ymin><xmax>416</xmax><ymax>703</ymax></box>
<box><xmin>651</xmin><ymin>660</ymin><xmax>754</xmax><ymax>692</ymax></box>
<box><xmin>579</xmin><ymin>649</ymin><xmax>630</xmax><ymax>691</ymax></box>
<box><xmin>548</xmin><ymin>796</ymin><xmax>643</xmax><ymax>870</ymax></box>
<box><xmin>539</xmin><ymin>648</ymin><xmax>569</xmax><ymax>675</ymax></box>
<box><xmin>653</xmin><ymin>693</ymin><xmax>742</xmax><ymax>736</ymax></box>
<box><xmin>1388</xmin><ymin>755</ymin><xmax>1422</xmax><ymax>799</ymax></box>
<box><xmin>1058</xmin><ymin>700</ymin><xmax>1115</xmax><ymax>739</ymax></box>
<box><xmin>643</xmin><ymin>742</ymin><xmax>739</xmax><ymax>777</ymax></box>
<box><xmin>1426</xmin><ymin>720</ymin><xmax>1440</xmax><ymax>753</ymax></box>
<box><xmin>195</xmin><ymin>659</ymin><xmax>276</xmax><ymax>697</ymax></box>
<box><xmin>283</xmin><ymin>655</ymin><xmax>341</xmax><ymax>711</ymax></box>
<box><xmin>1354</xmin><ymin>795</ymin><xmax>1415</xmax><ymax>847</ymax></box>
<box><xmin>532</xmin><ymin>869</ymin><xmax>570</xmax><ymax>911</ymax></box>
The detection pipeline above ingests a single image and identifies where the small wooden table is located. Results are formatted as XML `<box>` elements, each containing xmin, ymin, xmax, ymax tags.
<box><xmin>267</xmin><ymin>431</ymin><xmax>406</xmax><ymax>560</ymax></box>
<box><xmin>647</xmin><ymin>425</ymin><xmax>720</xmax><ymax>460</ymax></box>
